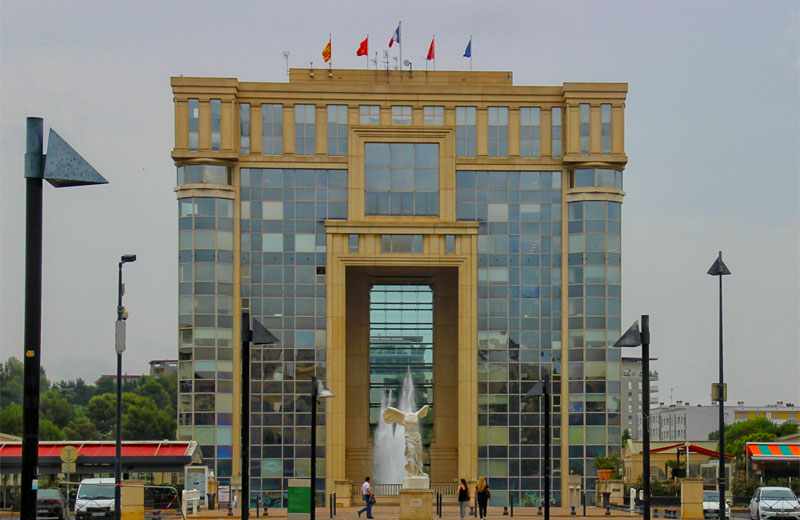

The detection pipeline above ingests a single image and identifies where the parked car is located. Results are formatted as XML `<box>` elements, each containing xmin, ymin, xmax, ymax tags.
<box><xmin>749</xmin><ymin>486</ymin><xmax>800</xmax><ymax>520</ymax></box>
<box><xmin>75</xmin><ymin>478</ymin><xmax>116</xmax><ymax>520</ymax></box>
<box><xmin>37</xmin><ymin>489</ymin><xmax>69</xmax><ymax>520</ymax></box>
<box><xmin>703</xmin><ymin>490</ymin><xmax>731</xmax><ymax>519</ymax></box>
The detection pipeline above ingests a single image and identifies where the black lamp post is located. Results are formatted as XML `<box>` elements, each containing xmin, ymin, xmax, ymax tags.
<box><xmin>241</xmin><ymin>313</ymin><xmax>280</xmax><ymax>520</ymax></box>
<box><xmin>527</xmin><ymin>372</ymin><xmax>550</xmax><ymax>520</ymax></box>
<box><xmin>311</xmin><ymin>376</ymin><xmax>334</xmax><ymax>520</ymax></box>
<box><xmin>614</xmin><ymin>317</ymin><xmax>650</xmax><ymax>520</ymax></box>
<box><xmin>707</xmin><ymin>252</ymin><xmax>731</xmax><ymax>520</ymax></box>
<box><xmin>114</xmin><ymin>254</ymin><xmax>136</xmax><ymax>520</ymax></box>
<box><xmin>20</xmin><ymin>117</ymin><xmax>107</xmax><ymax>520</ymax></box>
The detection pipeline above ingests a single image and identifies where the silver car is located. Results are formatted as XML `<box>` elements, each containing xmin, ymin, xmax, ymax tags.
<box><xmin>749</xmin><ymin>487</ymin><xmax>800</xmax><ymax>520</ymax></box>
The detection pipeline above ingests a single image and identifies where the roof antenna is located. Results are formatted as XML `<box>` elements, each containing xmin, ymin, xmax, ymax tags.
<box><xmin>282</xmin><ymin>51</ymin><xmax>290</xmax><ymax>76</ymax></box>
<box><xmin>403</xmin><ymin>59</ymin><xmax>412</xmax><ymax>78</ymax></box>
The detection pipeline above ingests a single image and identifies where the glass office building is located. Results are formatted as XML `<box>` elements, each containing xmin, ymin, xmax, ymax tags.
<box><xmin>171</xmin><ymin>71</ymin><xmax>629</xmax><ymax>506</ymax></box>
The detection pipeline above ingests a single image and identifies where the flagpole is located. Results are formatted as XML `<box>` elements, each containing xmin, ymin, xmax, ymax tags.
<box><xmin>366</xmin><ymin>33</ymin><xmax>369</xmax><ymax>69</ymax></box>
<box><xmin>470</xmin><ymin>35</ymin><xmax>473</xmax><ymax>71</ymax></box>
<box><xmin>433</xmin><ymin>35</ymin><xmax>436</xmax><ymax>71</ymax></box>
<box><xmin>329</xmin><ymin>33</ymin><xmax>332</xmax><ymax>72</ymax></box>
<box><xmin>398</xmin><ymin>21</ymin><xmax>402</xmax><ymax>71</ymax></box>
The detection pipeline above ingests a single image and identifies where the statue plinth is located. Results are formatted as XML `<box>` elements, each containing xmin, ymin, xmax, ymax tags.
<box><xmin>402</xmin><ymin>476</ymin><xmax>430</xmax><ymax>489</ymax></box>
<box><xmin>399</xmin><ymin>488</ymin><xmax>433</xmax><ymax>520</ymax></box>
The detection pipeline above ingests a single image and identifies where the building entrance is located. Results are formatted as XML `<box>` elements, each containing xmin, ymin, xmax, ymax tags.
<box><xmin>341</xmin><ymin>267</ymin><xmax>459</xmax><ymax>486</ymax></box>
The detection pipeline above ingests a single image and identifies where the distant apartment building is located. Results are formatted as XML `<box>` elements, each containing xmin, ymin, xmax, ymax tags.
<box><xmin>733</xmin><ymin>401</ymin><xmax>800</xmax><ymax>425</ymax></box>
<box><xmin>149</xmin><ymin>359</ymin><xmax>178</xmax><ymax>377</ymax></box>
<box><xmin>645</xmin><ymin>402</ymin><xmax>732</xmax><ymax>442</ymax></box>
<box><xmin>621</xmin><ymin>357</ymin><xmax>658</xmax><ymax>440</ymax></box>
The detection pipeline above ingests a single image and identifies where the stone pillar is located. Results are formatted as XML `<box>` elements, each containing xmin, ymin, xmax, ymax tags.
<box><xmin>680</xmin><ymin>478</ymin><xmax>704</xmax><ymax>519</ymax></box>
<box><xmin>334</xmin><ymin>480</ymin><xmax>353</xmax><ymax>508</ymax></box>
<box><xmin>399</xmin><ymin>488</ymin><xmax>434</xmax><ymax>520</ymax></box>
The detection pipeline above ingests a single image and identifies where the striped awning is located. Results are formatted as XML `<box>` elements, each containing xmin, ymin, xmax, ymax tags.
<box><xmin>746</xmin><ymin>443</ymin><xmax>800</xmax><ymax>461</ymax></box>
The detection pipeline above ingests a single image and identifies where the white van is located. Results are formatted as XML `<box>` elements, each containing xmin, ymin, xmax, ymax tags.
<box><xmin>75</xmin><ymin>478</ymin><xmax>116</xmax><ymax>520</ymax></box>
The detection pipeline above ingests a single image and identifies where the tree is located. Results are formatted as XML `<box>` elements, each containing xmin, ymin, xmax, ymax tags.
<box><xmin>87</xmin><ymin>393</ymin><xmax>116</xmax><ymax>438</ymax></box>
<box><xmin>622</xmin><ymin>429</ymin><xmax>631</xmax><ymax>447</ymax></box>
<box><xmin>40</xmin><ymin>390</ymin><xmax>74</xmax><ymax>428</ymax></box>
<box><xmin>135</xmin><ymin>379</ymin><xmax>171</xmax><ymax>410</ymax></box>
<box><xmin>0</xmin><ymin>356</ymin><xmax>50</xmax><ymax>407</ymax></box>
<box><xmin>64</xmin><ymin>413</ymin><xmax>99</xmax><ymax>440</ymax></box>
<box><xmin>709</xmin><ymin>417</ymin><xmax>798</xmax><ymax>459</ymax></box>
<box><xmin>53</xmin><ymin>378</ymin><xmax>95</xmax><ymax>407</ymax></box>
<box><xmin>39</xmin><ymin>418</ymin><xmax>64</xmax><ymax>441</ymax></box>
<box><xmin>0</xmin><ymin>404</ymin><xmax>23</xmax><ymax>436</ymax></box>
<box><xmin>121</xmin><ymin>394</ymin><xmax>175</xmax><ymax>441</ymax></box>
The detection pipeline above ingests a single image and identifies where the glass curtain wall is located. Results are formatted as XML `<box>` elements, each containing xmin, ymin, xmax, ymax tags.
<box><xmin>457</xmin><ymin>170</ymin><xmax>563</xmax><ymax>505</ymax></box>
<box><xmin>177</xmin><ymin>196</ymin><xmax>236</xmax><ymax>481</ymax></box>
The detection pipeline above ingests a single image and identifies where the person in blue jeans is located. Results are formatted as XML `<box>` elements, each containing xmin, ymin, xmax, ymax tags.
<box><xmin>357</xmin><ymin>476</ymin><xmax>374</xmax><ymax>518</ymax></box>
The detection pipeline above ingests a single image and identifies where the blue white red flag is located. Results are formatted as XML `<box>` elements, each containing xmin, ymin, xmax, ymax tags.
<box><xmin>389</xmin><ymin>24</ymin><xmax>400</xmax><ymax>47</ymax></box>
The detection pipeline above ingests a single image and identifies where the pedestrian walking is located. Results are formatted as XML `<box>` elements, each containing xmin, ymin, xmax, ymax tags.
<box><xmin>357</xmin><ymin>476</ymin><xmax>374</xmax><ymax>519</ymax></box>
<box><xmin>475</xmin><ymin>477</ymin><xmax>490</xmax><ymax>520</ymax></box>
<box><xmin>458</xmin><ymin>478</ymin><xmax>470</xmax><ymax>519</ymax></box>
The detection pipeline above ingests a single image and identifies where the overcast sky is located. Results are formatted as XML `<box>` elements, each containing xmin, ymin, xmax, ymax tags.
<box><xmin>1</xmin><ymin>1</ymin><xmax>798</xmax><ymax>407</ymax></box>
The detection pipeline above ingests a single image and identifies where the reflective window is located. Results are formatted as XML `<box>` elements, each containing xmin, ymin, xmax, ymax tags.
<box><xmin>188</xmin><ymin>99</ymin><xmax>199</xmax><ymax>151</ymax></box>
<box><xmin>294</xmin><ymin>104</ymin><xmax>315</xmax><ymax>155</ymax></box>
<box><xmin>262</xmin><ymin>104</ymin><xmax>284</xmax><ymax>155</ymax></box>
<box><xmin>392</xmin><ymin>106</ymin><xmax>412</xmax><ymax>125</ymax></box>
<box><xmin>488</xmin><ymin>107</ymin><xmax>509</xmax><ymax>158</ymax></box>
<box><xmin>601</xmin><ymin>104</ymin><xmax>611</xmax><ymax>155</ymax></box>
<box><xmin>359</xmin><ymin>105</ymin><xmax>380</xmax><ymax>125</ymax></box>
<box><xmin>579</xmin><ymin>104</ymin><xmax>590</xmax><ymax>155</ymax></box>
<box><xmin>571</xmin><ymin>168</ymin><xmax>622</xmax><ymax>190</ymax></box>
<box><xmin>327</xmin><ymin>105</ymin><xmax>348</xmax><ymax>156</ymax></box>
<box><xmin>456</xmin><ymin>106</ymin><xmax>477</xmax><ymax>157</ymax></box>
<box><xmin>177</xmin><ymin>165</ymin><xmax>231</xmax><ymax>185</ymax></box>
<box><xmin>423</xmin><ymin>106</ymin><xmax>444</xmax><ymax>126</ymax></box>
<box><xmin>210</xmin><ymin>99</ymin><xmax>221</xmax><ymax>151</ymax></box>
<box><xmin>520</xmin><ymin>107</ymin><xmax>541</xmax><ymax>158</ymax></box>
<box><xmin>240</xmin><ymin>104</ymin><xmax>250</xmax><ymax>155</ymax></box>
<box><xmin>445</xmin><ymin>235</ymin><xmax>455</xmax><ymax>254</ymax></box>
<box><xmin>349</xmin><ymin>234</ymin><xmax>359</xmax><ymax>253</ymax></box>
<box><xmin>380</xmin><ymin>235</ymin><xmax>423</xmax><ymax>254</ymax></box>
<box><xmin>364</xmin><ymin>142</ymin><xmax>439</xmax><ymax>216</ymax></box>
<box><xmin>552</xmin><ymin>107</ymin><xmax>562</xmax><ymax>158</ymax></box>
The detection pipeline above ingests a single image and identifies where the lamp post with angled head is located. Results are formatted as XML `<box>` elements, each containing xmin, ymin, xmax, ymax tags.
<box><xmin>241</xmin><ymin>314</ymin><xmax>280</xmax><ymax>520</ymax></box>
<box><xmin>21</xmin><ymin>118</ymin><xmax>108</xmax><ymax>520</ymax></box>
<box><xmin>707</xmin><ymin>252</ymin><xmax>731</xmax><ymax>520</ymax></box>
<box><xmin>114</xmin><ymin>254</ymin><xmax>136</xmax><ymax>520</ymax></box>
<box><xmin>527</xmin><ymin>372</ymin><xmax>550</xmax><ymax>520</ymax></box>
<box><xmin>614</xmin><ymin>317</ymin><xmax>650</xmax><ymax>520</ymax></box>
<box><xmin>311</xmin><ymin>376</ymin><xmax>334</xmax><ymax>520</ymax></box>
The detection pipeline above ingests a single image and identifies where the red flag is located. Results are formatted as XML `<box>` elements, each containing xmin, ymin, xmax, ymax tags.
<box><xmin>357</xmin><ymin>36</ymin><xmax>368</xmax><ymax>56</ymax></box>
<box><xmin>426</xmin><ymin>38</ymin><xmax>435</xmax><ymax>60</ymax></box>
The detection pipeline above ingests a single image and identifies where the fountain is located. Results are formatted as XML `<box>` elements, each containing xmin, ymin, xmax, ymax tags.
<box><xmin>373</xmin><ymin>370</ymin><xmax>425</xmax><ymax>485</ymax></box>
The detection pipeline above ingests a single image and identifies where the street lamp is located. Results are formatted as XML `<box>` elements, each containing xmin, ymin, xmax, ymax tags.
<box><xmin>241</xmin><ymin>313</ymin><xmax>279</xmax><ymax>520</ymax></box>
<box><xmin>21</xmin><ymin>118</ymin><xmax>107</xmax><ymax>520</ymax></box>
<box><xmin>526</xmin><ymin>371</ymin><xmax>550</xmax><ymax>520</ymax></box>
<box><xmin>614</xmin><ymin>316</ymin><xmax>651</xmax><ymax>520</ymax></box>
<box><xmin>114</xmin><ymin>254</ymin><xmax>136</xmax><ymax>520</ymax></box>
<box><xmin>311</xmin><ymin>376</ymin><xmax>334</xmax><ymax>520</ymax></box>
<box><xmin>707</xmin><ymin>252</ymin><xmax>731</xmax><ymax>520</ymax></box>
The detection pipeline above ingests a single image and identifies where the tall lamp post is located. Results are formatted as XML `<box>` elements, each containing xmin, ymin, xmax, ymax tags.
<box><xmin>614</xmin><ymin>316</ymin><xmax>651</xmax><ymax>520</ymax></box>
<box><xmin>114</xmin><ymin>254</ymin><xmax>137</xmax><ymax>520</ymax></box>
<box><xmin>21</xmin><ymin>117</ymin><xmax>107</xmax><ymax>520</ymax></box>
<box><xmin>527</xmin><ymin>373</ymin><xmax>550</xmax><ymax>520</ymax></box>
<box><xmin>707</xmin><ymin>252</ymin><xmax>731</xmax><ymax>520</ymax></box>
<box><xmin>241</xmin><ymin>313</ymin><xmax>280</xmax><ymax>520</ymax></box>
<box><xmin>311</xmin><ymin>376</ymin><xmax>334</xmax><ymax>520</ymax></box>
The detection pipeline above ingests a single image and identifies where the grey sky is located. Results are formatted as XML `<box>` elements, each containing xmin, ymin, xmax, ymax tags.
<box><xmin>1</xmin><ymin>1</ymin><xmax>798</xmax><ymax>407</ymax></box>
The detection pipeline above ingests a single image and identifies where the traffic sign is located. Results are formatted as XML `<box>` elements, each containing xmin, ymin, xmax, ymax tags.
<box><xmin>60</xmin><ymin>446</ymin><xmax>78</xmax><ymax>463</ymax></box>
<box><xmin>61</xmin><ymin>462</ymin><xmax>76</xmax><ymax>473</ymax></box>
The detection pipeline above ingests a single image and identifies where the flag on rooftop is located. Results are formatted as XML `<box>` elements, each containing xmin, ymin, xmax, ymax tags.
<box><xmin>463</xmin><ymin>37</ymin><xmax>472</xmax><ymax>58</ymax></box>
<box><xmin>357</xmin><ymin>36</ymin><xmax>368</xmax><ymax>56</ymax></box>
<box><xmin>322</xmin><ymin>38</ymin><xmax>332</xmax><ymax>63</ymax></box>
<box><xmin>389</xmin><ymin>24</ymin><xmax>400</xmax><ymax>47</ymax></box>
<box><xmin>426</xmin><ymin>37</ymin><xmax>435</xmax><ymax>60</ymax></box>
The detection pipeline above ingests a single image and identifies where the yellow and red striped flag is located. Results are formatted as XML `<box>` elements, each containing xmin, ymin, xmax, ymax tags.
<box><xmin>322</xmin><ymin>38</ymin><xmax>332</xmax><ymax>63</ymax></box>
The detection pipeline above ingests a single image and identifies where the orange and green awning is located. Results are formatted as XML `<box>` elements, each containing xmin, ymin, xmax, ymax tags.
<box><xmin>746</xmin><ymin>443</ymin><xmax>800</xmax><ymax>461</ymax></box>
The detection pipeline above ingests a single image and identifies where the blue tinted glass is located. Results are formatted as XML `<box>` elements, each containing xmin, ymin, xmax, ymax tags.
<box><xmin>365</xmin><ymin>143</ymin><xmax>389</xmax><ymax>166</ymax></box>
